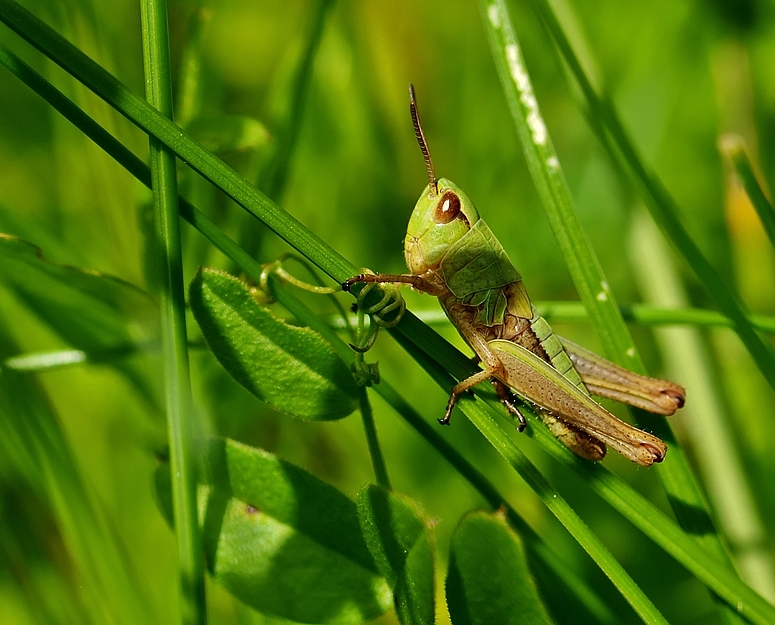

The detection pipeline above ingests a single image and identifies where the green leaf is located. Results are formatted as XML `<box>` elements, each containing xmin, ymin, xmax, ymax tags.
<box><xmin>447</xmin><ymin>511</ymin><xmax>554</xmax><ymax>625</ymax></box>
<box><xmin>201</xmin><ymin>438</ymin><xmax>392</xmax><ymax>623</ymax></box>
<box><xmin>189</xmin><ymin>268</ymin><xmax>358</xmax><ymax>420</ymax></box>
<box><xmin>357</xmin><ymin>484</ymin><xmax>435</xmax><ymax>625</ymax></box>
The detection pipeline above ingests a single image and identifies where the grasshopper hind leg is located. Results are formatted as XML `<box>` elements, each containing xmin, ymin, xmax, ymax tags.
<box><xmin>491</xmin><ymin>379</ymin><xmax>527</xmax><ymax>432</ymax></box>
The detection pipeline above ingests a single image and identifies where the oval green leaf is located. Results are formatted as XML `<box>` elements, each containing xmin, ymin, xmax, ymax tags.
<box><xmin>357</xmin><ymin>484</ymin><xmax>435</xmax><ymax>625</ymax></box>
<box><xmin>203</xmin><ymin>438</ymin><xmax>392</xmax><ymax>623</ymax></box>
<box><xmin>189</xmin><ymin>268</ymin><xmax>358</xmax><ymax>420</ymax></box>
<box><xmin>447</xmin><ymin>511</ymin><xmax>554</xmax><ymax>625</ymax></box>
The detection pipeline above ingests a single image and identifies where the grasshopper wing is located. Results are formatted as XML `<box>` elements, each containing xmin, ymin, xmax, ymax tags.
<box><xmin>489</xmin><ymin>339</ymin><xmax>667</xmax><ymax>467</ymax></box>
<box><xmin>559</xmin><ymin>337</ymin><xmax>685</xmax><ymax>416</ymax></box>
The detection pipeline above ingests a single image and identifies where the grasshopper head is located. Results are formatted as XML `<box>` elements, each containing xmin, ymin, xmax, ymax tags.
<box><xmin>404</xmin><ymin>178</ymin><xmax>480</xmax><ymax>274</ymax></box>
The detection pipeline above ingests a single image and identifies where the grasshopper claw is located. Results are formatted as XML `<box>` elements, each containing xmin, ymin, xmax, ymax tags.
<box><xmin>492</xmin><ymin>379</ymin><xmax>527</xmax><ymax>432</ymax></box>
<box><xmin>341</xmin><ymin>274</ymin><xmax>365</xmax><ymax>292</ymax></box>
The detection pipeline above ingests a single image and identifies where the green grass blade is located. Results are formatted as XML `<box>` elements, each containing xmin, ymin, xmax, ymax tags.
<box><xmin>720</xmin><ymin>135</ymin><xmax>775</xmax><ymax>250</ymax></box>
<box><xmin>139</xmin><ymin>1</ymin><xmax>205</xmax><ymax>622</ymax></box>
<box><xmin>480</xmin><ymin>4</ymin><xmax>749</xmax><ymax>621</ymax></box>
<box><xmin>631</xmin><ymin>209</ymin><xmax>775</xmax><ymax>601</ymax></box>
<box><xmin>524</xmin><ymin>0</ymin><xmax>775</xmax><ymax>390</ymax></box>
<box><xmin>326</xmin><ymin>304</ymin><xmax>775</xmax><ymax>334</ymax></box>
<box><xmin>535</xmin><ymin>302</ymin><xmax>775</xmax><ymax>334</ymax></box>
<box><xmin>480</xmin><ymin>0</ymin><xmax>638</xmax><ymax>371</ymax></box>
<box><xmin>0</xmin><ymin>320</ymin><xmax>150</xmax><ymax>624</ymax></box>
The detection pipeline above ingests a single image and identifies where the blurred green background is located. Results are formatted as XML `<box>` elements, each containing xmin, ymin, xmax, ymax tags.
<box><xmin>0</xmin><ymin>0</ymin><xmax>774</xmax><ymax>623</ymax></box>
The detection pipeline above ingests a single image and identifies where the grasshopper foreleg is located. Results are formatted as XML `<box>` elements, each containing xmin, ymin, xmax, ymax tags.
<box><xmin>342</xmin><ymin>272</ymin><xmax>446</xmax><ymax>296</ymax></box>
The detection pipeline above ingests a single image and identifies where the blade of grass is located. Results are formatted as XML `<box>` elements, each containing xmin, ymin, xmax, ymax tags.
<box><xmin>480</xmin><ymin>0</ymin><xmax>638</xmax><ymax>370</ymax></box>
<box><xmin>139</xmin><ymin>1</ymin><xmax>205</xmax><ymax>623</ymax></box>
<box><xmin>535</xmin><ymin>302</ymin><xmax>775</xmax><ymax>334</ymax></box>
<box><xmin>0</xmin><ymin>320</ymin><xmax>150</xmax><ymax>624</ymax></box>
<box><xmin>720</xmin><ymin>135</ymin><xmax>775</xmax><ymax>250</ymax></box>
<box><xmin>630</xmin><ymin>209</ymin><xmax>775</xmax><ymax>601</ymax></box>
<box><xmin>325</xmin><ymin>304</ymin><xmax>775</xmax><ymax>334</ymax></box>
<box><xmin>524</xmin><ymin>0</ymin><xmax>775</xmax><ymax>389</ymax></box>
<box><xmin>480</xmin><ymin>4</ymin><xmax>746</xmax><ymax>622</ymax></box>
<box><xmin>359</xmin><ymin>387</ymin><xmax>391</xmax><ymax>490</ymax></box>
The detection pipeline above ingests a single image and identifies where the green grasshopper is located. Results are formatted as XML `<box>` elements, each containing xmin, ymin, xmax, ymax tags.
<box><xmin>343</xmin><ymin>86</ymin><xmax>685</xmax><ymax>467</ymax></box>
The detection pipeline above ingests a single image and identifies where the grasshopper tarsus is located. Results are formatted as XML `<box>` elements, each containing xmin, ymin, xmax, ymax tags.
<box><xmin>341</xmin><ymin>274</ymin><xmax>365</xmax><ymax>292</ymax></box>
<box><xmin>664</xmin><ymin>388</ymin><xmax>686</xmax><ymax>409</ymax></box>
<box><xmin>492</xmin><ymin>379</ymin><xmax>527</xmax><ymax>432</ymax></box>
<box><xmin>439</xmin><ymin>394</ymin><xmax>458</xmax><ymax>425</ymax></box>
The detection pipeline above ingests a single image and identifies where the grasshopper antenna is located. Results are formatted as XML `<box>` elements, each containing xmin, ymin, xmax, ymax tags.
<box><xmin>409</xmin><ymin>84</ymin><xmax>438</xmax><ymax>197</ymax></box>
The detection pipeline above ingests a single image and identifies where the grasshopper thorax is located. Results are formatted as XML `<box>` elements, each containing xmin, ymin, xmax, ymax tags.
<box><xmin>404</xmin><ymin>178</ymin><xmax>481</xmax><ymax>275</ymax></box>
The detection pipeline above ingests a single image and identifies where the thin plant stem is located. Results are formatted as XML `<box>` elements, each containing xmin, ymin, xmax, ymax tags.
<box><xmin>140</xmin><ymin>1</ymin><xmax>205</xmax><ymax>623</ymax></box>
<box><xmin>358</xmin><ymin>388</ymin><xmax>391</xmax><ymax>490</ymax></box>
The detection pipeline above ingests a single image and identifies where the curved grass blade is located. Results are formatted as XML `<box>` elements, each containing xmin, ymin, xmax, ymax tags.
<box><xmin>522</xmin><ymin>0</ymin><xmax>775</xmax><ymax>389</ymax></box>
<box><xmin>479</xmin><ymin>3</ymin><xmax>751</xmax><ymax>621</ymax></box>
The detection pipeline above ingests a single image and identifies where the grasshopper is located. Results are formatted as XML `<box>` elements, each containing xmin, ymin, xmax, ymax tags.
<box><xmin>343</xmin><ymin>86</ymin><xmax>685</xmax><ymax>467</ymax></box>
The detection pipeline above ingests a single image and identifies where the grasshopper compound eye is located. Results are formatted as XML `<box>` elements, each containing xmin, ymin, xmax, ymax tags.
<box><xmin>434</xmin><ymin>190</ymin><xmax>461</xmax><ymax>224</ymax></box>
